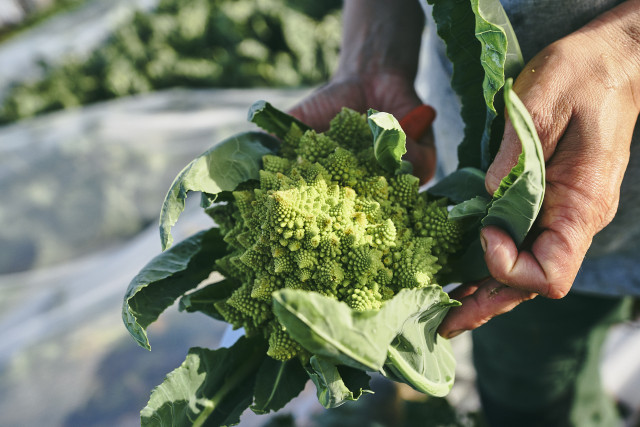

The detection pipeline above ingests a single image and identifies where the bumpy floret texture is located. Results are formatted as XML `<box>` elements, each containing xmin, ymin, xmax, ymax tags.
<box><xmin>208</xmin><ymin>107</ymin><xmax>463</xmax><ymax>361</ymax></box>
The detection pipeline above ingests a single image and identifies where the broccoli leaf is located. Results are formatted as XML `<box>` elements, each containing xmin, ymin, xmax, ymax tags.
<box><xmin>428</xmin><ymin>0</ymin><xmax>523</xmax><ymax>170</ymax></box>
<box><xmin>427</xmin><ymin>167</ymin><xmax>489</xmax><ymax>203</ymax></box>
<box><xmin>141</xmin><ymin>338</ymin><xmax>267</xmax><ymax>427</ymax></box>
<box><xmin>123</xmin><ymin>228</ymin><xmax>227</xmax><ymax>350</ymax></box>
<box><xmin>272</xmin><ymin>287</ymin><xmax>458</xmax><ymax>391</ymax></box>
<box><xmin>383</xmin><ymin>300</ymin><xmax>457</xmax><ymax>397</ymax></box>
<box><xmin>305</xmin><ymin>356</ymin><xmax>373</xmax><ymax>409</ymax></box>
<box><xmin>179</xmin><ymin>279</ymin><xmax>240</xmax><ymax>321</ymax></box>
<box><xmin>248</xmin><ymin>100</ymin><xmax>311</xmax><ymax>139</ymax></box>
<box><xmin>160</xmin><ymin>131</ymin><xmax>279</xmax><ymax>250</ymax></box>
<box><xmin>438</xmin><ymin>237</ymin><xmax>490</xmax><ymax>285</ymax></box>
<box><xmin>449</xmin><ymin>195</ymin><xmax>491</xmax><ymax>221</ymax></box>
<box><xmin>367</xmin><ymin>109</ymin><xmax>413</xmax><ymax>175</ymax></box>
<box><xmin>472</xmin><ymin>0</ymin><xmax>525</xmax><ymax>169</ymax></box>
<box><xmin>251</xmin><ymin>357</ymin><xmax>308</xmax><ymax>415</ymax></box>
<box><xmin>482</xmin><ymin>79</ymin><xmax>545</xmax><ymax>246</ymax></box>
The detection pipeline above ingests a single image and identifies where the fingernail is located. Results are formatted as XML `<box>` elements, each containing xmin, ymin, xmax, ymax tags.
<box><xmin>480</xmin><ymin>231</ymin><xmax>487</xmax><ymax>253</ymax></box>
<box><xmin>446</xmin><ymin>330</ymin><xmax>464</xmax><ymax>339</ymax></box>
<box><xmin>399</xmin><ymin>105</ymin><xmax>436</xmax><ymax>142</ymax></box>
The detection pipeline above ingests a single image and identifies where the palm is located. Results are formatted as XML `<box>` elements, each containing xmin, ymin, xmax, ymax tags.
<box><xmin>289</xmin><ymin>75</ymin><xmax>436</xmax><ymax>183</ymax></box>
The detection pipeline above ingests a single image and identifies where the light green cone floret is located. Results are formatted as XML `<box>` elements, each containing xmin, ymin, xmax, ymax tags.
<box><xmin>346</xmin><ymin>286</ymin><xmax>383</xmax><ymax>311</ymax></box>
<box><xmin>262</xmin><ymin>154</ymin><xmax>292</xmax><ymax>174</ymax></box>
<box><xmin>412</xmin><ymin>196</ymin><xmax>463</xmax><ymax>261</ymax></box>
<box><xmin>207</xmin><ymin>107</ymin><xmax>464</xmax><ymax>362</ymax></box>
<box><xmin>296</xmin><ymin>130</ymin><xmax>338</xmax><ymax>163</ymax></box>
<box><xmin>389</xmin><ymin>174</ymin><xmax>419</xmax><ymax>207</ymax></box>
<box><xmin>326</xmin><ymin>107</ymin><xmax>372</xmax><ymax>151</ymax></box>
<box><xmin>267</xmin><ymin>321</ymin><xmax>303</xmax><ymax>361</ymax></box>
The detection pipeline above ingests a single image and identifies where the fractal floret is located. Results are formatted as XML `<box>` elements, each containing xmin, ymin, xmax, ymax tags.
<box><xmin>207</xmin><ymin>108</ymin><xmax>463</xmax><ymax>362</ymax></box>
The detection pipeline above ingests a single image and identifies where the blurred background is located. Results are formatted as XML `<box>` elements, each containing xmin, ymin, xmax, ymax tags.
<box><xmin>0</xmin><ymin>1</ymin><xmax>639</xmax><ymax>426</ymax></box>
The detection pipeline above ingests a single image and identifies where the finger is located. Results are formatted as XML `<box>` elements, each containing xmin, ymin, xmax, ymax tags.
<box><xmin>400</xmin><ymin>105</ymin><xmax>437</xmax><ymax>183</ymax></box>
<box><xmin>446</xmin><ymin>278</ymin><xmax>488</xmax><ymax>301</ymax></box>
<box><xmin>438</xmin><ymin>279</ymin><xmax>537</xmax><ymax>338</ymax></box>
<box><xmin>399</xmin><ymin>104</ymin><xmax>436</xmax><ymax>141</ymax></box>
<box><xmin>405</xmin><ymin>134</ymin><xmax>436</xmax><ymax>184</ymax></box>
<box><xmin>480</xmin><ymin>222</ymin><xmax>589</xmax><ymax>299</ymax></box>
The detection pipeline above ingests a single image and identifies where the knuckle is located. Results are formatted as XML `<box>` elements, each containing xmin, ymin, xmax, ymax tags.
<box><xmin>543</xmin><ymin>261</ymin><xmax>580</xmax><ymax>300</ymax></box>
<box><xmin>546</xmin><ymin>180</ymin><xmax>617</xmax><ymax>236</ymax></box>
<box><xmin>520</xmin><ymin>292</ymin><xmax>538</xmax><ymax>304</ymax></box>
<box><xmin>528</xmin><ymin>109</ymin><xmax>560</xmax><ymax>151</ymax></box>
<box><xmin>547</xmin><ymin>284</ymin><xmax>570</xmax><ymax>300</ymax></box>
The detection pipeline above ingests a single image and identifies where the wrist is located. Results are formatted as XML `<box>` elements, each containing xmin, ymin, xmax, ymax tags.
<box><xmin>333</xmin><ymin>0</ymin><xmax>424</xmax><ymax>82</ymax></box>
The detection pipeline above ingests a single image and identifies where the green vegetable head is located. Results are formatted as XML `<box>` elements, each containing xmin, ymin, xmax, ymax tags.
<box><xmin>206</xmin><ymin>107</ymin><xmax>463</xmax><ymax>361</ymax></box>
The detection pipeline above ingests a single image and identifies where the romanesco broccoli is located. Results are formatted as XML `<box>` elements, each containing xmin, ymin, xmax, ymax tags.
<box><xmin>207</xmin><ymin>107</ymin><xmax>463</xmax><ymax>361</ymax></box>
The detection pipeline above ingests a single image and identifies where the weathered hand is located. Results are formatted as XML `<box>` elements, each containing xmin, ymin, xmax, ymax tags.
<box><xmin>288</xmin><ymin>73</ymin><xmax>437</xmax><ymax>183</ymax></box>
<box><xmin>287</xmin><ymin>0</ymin><xmax>436</xmax><ymax>183</ymax></box>
<box><xmin>439</xmin><ymin>3</ymin><xmax>640</xmax><ymax>338</ymax></box>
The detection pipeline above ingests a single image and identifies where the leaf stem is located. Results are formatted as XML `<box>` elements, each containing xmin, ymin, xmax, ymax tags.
<box><xmin>386</xmin><ymin>346</ymin><xmax>450</xmax><ymax>397</ymax></box>
<box><xmin>192</xmin><ymin>350</ymin><xmax>264</xmax><ymax>427</ymax></box>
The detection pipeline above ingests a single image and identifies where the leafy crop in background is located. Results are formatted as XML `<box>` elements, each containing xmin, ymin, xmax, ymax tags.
<box><xmin>0</xmin><ymin>0</ymin><xmax>342</xmax><ymax>124</ymax></box>
<box><xmin>0</xmin><ymin>0</ymin><xmax>87</xmax><ymax>44</ymax></box>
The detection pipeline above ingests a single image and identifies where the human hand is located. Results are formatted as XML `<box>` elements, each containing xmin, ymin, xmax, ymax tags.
<box><xmin>439</xmin><ymin>3</ymin><xmax>640</xmax><ymax>338</ymax></box>
<box><xmin>287</xmin><ymin>0</ymin><xmax>436</xmax><ymax>183</ymax></box>
<box><xmin>288</xmin><ymin>73</ymin><xmax>437</xmax><ymax>183</ymax></box>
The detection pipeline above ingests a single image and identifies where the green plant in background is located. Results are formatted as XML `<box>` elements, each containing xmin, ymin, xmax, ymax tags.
<box><xmin>0</xmin><ymin>0</ymin><xmax>87</xmax><ymax>44</ymax></box>
<box><xmin>0</xmin><ymin>0</ymin><xmax>342</xmax><ymax>124</ymax></box>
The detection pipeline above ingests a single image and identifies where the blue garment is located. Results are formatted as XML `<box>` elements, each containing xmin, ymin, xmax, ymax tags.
<box><xmin>420</xmin><ymin>0</ymin><xmax>640</xmax><ymax>296</ymax></box>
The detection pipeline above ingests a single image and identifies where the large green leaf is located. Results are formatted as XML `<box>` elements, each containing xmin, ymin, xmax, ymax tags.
<box><xmin>179</xmin><ymin>279</ymin><xmax>240</xmax><ymax>321</ymax></box>
<box><xmin>251</xmin><ymin>357</ymin><xmax>308</xmax><ymax>415</ymax></box>
<box><xmin>383</xmin><ymin>300</ymin><xmax>457</xmax><ymax>397</ymax></box>
<box><xmin>367</xmin><ymin>109</ymin><xmax>412</xmax><ymax>175</ymax></box>
<box><xmin>427</xmin><ymin>0</ymin><xmax>523</xmax><ymax>170</ymax></box>
<box><xmin>427</xmin><ymin>167</ymin><xmax>488</xmax><ymax>203</ymax></box>
<box><xmin>160</xmin><ymin>131</ymin><xmax>279</xmax><ymax>250</ymax></box>
<box><xmin>482</xmin><ymin>79</ymin><xmax>545</xmax><ymax>245</ymax></box>
<box><xmin>305</xmin><ymin>356</ymin><xmax>373</xmax><ymax>409</ymax></box>
<box><xmin>123</xmin><ymin>228</ymin><xmax>227</xmax><ymax>350</ymax></box>
<box><xmin>141</xmin><ymin>338</ymin><xmax>267</xmax><ymax>427</ymax></box>
<box><xmin>272</xmin><ymin>287</ymin><xmax>457</xmax><ymax>376</ymax></box>
<box><xmin>437</xmin><ymin>237</ymin><xmax>490</xmax><ymax>285</ymax></box>
<box><xmin>472</xmin><ymin>0</ymin><xmax>524</xmax><ymax>169</ymax></box>
<box><xmin>247</xmin><ymin>100</ymin><xmax>311</xmax><ymax>139</ymax></box>
<box><xmin>449</xmin><ymin>195</ymin><xmax>491</xmax><ymax>221</ymax></box>
<box><xmin>475</xmin><ymin>0</ymin><xmax>523</xmax><ymax>82</ymax></box>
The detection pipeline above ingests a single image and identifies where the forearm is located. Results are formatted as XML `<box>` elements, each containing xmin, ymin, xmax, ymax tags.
<box><xmin>335</xmin><ymin>0</ymin><xmax>424</xmax><ymax>81</ymax></box>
